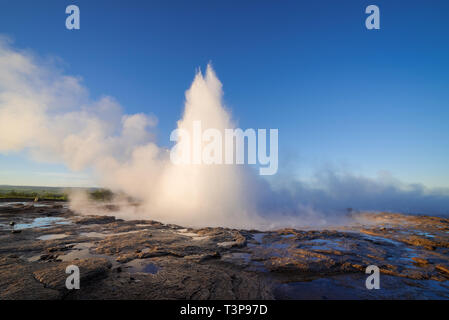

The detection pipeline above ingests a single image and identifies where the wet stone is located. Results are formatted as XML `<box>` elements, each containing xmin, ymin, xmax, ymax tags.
<box><xmin>0</xmin><ymin>202</ymin><xmax>449</xmax><ymax>299</ymax></box>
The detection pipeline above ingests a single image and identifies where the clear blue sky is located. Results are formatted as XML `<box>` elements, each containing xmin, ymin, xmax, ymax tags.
<box><xmin>0</xmin><ymin>0</ymin><xmax>448</xmax><ymax>187</ymax></box>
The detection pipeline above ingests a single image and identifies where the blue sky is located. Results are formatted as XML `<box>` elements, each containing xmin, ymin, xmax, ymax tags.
<box><xmin>0</xmin><ymin>0</ymin><xmax>448</xmax><ymax>188</ymax></box>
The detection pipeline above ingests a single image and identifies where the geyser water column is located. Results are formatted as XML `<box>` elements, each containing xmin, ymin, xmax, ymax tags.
<box><xmin>148</xmin><ymin>65</ymin><xmax>262</xmax><ymax>228</ymax></box>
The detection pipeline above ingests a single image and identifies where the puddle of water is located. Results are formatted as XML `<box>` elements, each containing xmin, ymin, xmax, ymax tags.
<box><xmin>6</xmin><ymin>217</ymin><xmax>71</xmax><ymax>230</ymax></box>
<box><xmin>248</xmin><ymin>233</ymin><xmax>294</xmax><ymax>251</ymax></box>
<box><xmin>360</xmin><ymin>234</ymin><xmax>401</xmax><ymax>246</ymax></box>
<box><xmin>175</xmin><ymin>230</ymin><xmax>209</xmax><ymax>241</ymax></box>
<box><xmin>27</xmin><ymin>242</ymin><xmax>92</xmax><ymax>262</ymax></box>
<box><xmin>37</xmin><ymin>234</ymin><xmax>69</xmax><ymax>241</ymax></box>
<box><xmin>391</xmin><ymin>247</ymin><xmax>430</xmax><ymax>270</ymax></box>
<box><xmin>274</xmin><ymin>275</ymin><xmax>369</xmax><ymax>300</ymax></box>
<box><xmin>268</xmin><ymin>242</ymin><xmax>290</xmax><ymax>249</ymax></box>
<box><xmin>43</xmin><ymin>242</ymin><xmax>117</xmax><ymax>265</ymax></box>
<box><xmin>253</xmin><ymin>237</ymin><xmax>291</xmax><ymax>250</ymax></box>
<box><xmin>80</xmin><ymin>229</ymin><xmax>150</xmax><ymax>238</ymax></box>
<box><xmin>177</xmin><ymin>232</ymin><xmax>197</xmax><ymax>237</ymax></box>
<box><xmin>0</xmin><ymin>201</ymin><xmax>29</xmax><ymax>207</ymax></box>
<box><xmin>274</xmin><ymin>275</ymin><xmax>449</xmax><ymax>300</ymax></box>
<box><xmin>124</xmin><ymin>259</ymin><xmax>160</xmax><ymax>274</ymax></box>
<box><xmin>252</xmin><ymin>233</ymin><xmax>268</xmax><ymax>244</ymax></box>
<box><xmin>302</xmin><ymin>239</ymin><xmax>347</xmax><ymax>252</ymax></box>
<box><xmin>142</xmin><ymin>263</ymin><xmax>159</xmax><ymax>274</ymax></box>
<box><xmin>415</xmin><ymin>231</ymin><xmax>435</xmax><ymax>238</ymax></box>
<box><xmin>33</xmin><ymin>203</ymin><xmax>52</xmax><ymax>208</ymax></box>
<box><xmin>80</xmin><ymin>232</ymin><xmax>108</xmax><ymax>238</ymax></box>
<box><xmin>190</xmin><ymin>235</ymin><xmax>209</xmax><ymax>241</ymax></box>
<box><xmin>109</xmin><ymin>229</ymin><xmax>150</xmax><ymax>237</ymax></box>
<box><xmin>59</xmin><ymin>243</ymin><xmax>96</xmax><ymax>261</ymax></box>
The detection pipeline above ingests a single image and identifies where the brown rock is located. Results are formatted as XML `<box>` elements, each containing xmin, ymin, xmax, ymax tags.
<box><xmin>412</xmin><ymin>257</ymin><xmax>429</xmax><ymax>265</ymax></box>
<box><xmin>435</xmin><ymin>264</ymin><xmax>449</xmax><ymax>275</ymax></box>
<box><xmin>33</xmin><ymin>258</ymin><xmax>112</xmax><ymax>291</ymax></box>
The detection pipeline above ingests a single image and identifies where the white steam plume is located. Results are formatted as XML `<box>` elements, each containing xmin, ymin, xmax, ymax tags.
<box><xmin>0</xmin><ymin>39</ymin><xmax>263</xmax><ymax>228</ymax></box>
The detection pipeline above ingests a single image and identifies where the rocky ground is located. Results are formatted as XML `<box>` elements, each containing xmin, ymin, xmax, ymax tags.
<box><xmin>0</xmin><ymin>201</ymin><xmax>448</xmax><ymax>300</ymax></box>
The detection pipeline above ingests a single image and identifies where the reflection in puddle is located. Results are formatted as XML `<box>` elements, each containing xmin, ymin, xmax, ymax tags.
<box><xmin>59</xmin><ymin>243</ymin><xmax>96</xmax><ymax>261</ymax></box>
<box><xmin>175</xmin><ymin>229</ymin><xmax>209</xmax><ymax>241</ymax></box>
<box><xmin>360</xmin><ymin>234</ymin><xmax>401</xmax><ymax>246</ymax></box>
<box><xmin>37</xmin><ymin>234</ymin><xmax>69</xmax><ymax>241</ymax></box>
<box><xmin>415</xmin><ymin>231</ymin><xmax>435</xmax><ymax>238</ymax></box>
<box><xmin>249</xmin><ymin>233</ymin><xmax>291</xmax><ymax>250</ymax></box>
<box><xmin>80</xmin><ymin>229</ymin><xmax>151</xmax><ymax>238</ymax></box>
<box><xmin>268</xmin><ymin>243</ymin><xmax>290</xmax><ymax>249</ymax></box>
<box><xmin>302</xmin><ymin>239</ymin><xmax>347</xmax><ymax>252</ymax></box>
<box><xmin>125</xmin><ymin>259</ymin><xmax>160</xmax><ymax>274</ymax></box>
<box><xmin>33</xmin><ymin>204</ymin><xmax>52</xmax><ymax>208</ymax></box>
<box><xmin>252</xmin><ymin>233</ymin><xmax>268</xmax><ymax>244</ymax></box>
<box><xmin>142</xmin><ymin>263</ymin><xmax>159</xmax><ymax>274</ymax></box>
<box><xmin>274</xmin><ymin>274</ymin><xmax>449</xmax><ymax>300</ymax></box>
<box><xmin>42</xmin><ymin>242</ymin><xmax>117</xmax><ymax>265</ymax></box>
<box><xmin>4</xmin><ymin>217</ymin><xmax>71</xmax><ymax>230</ymax></box>
<box><xmin>80</xmin><ymin>232</ymin><xmax>108</xmax><ymax>238</ymax></box>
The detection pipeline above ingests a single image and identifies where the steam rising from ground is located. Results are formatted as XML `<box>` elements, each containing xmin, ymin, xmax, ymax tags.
<box><xmin>0</xmin><ymin>39</ymin><xmax>260</xmax><ymax>228</ymax></box>
<box><xmin>1</xmin><ymin>39</ymin><xmax>448</xmax><ymax>229</ymax></box>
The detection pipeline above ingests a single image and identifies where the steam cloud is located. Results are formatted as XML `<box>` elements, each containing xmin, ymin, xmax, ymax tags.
<box><xmin>1</xmin><ymin>39</ymin><xmax>448</xmax><ymax>229</ymax></box>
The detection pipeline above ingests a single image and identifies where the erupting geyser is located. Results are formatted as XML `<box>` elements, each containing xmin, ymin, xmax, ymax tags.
<box><xmin>94</xmin><ymin>65</ymin><xmax>263</xmax><ymax>228</ymax></box>
<box><xmin>0</xmin><ymin>39</ymin><xmax>265</xmax><ymax>228</ymax></box>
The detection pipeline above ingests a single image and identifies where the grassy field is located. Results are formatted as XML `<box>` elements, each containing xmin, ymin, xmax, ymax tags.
<box><xmin>0</xmin><ymin>185</ymin><xmax>113</xmax><ymax>201</ymax></box>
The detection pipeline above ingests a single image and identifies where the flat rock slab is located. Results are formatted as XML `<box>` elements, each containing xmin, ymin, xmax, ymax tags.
<box><xmin>1</xmin><ymin>202</ymin><xmax>449</xmax><ymax>299</ymax></box>
<box><xmin>0</xmin><ymin>257</ymin><xmax>60</xmax><ymax>300</ymax></box>
<box><xmin>33</xmin><ymin>258</ymin><xmax>112</xmax><ymax>291</ymax></box>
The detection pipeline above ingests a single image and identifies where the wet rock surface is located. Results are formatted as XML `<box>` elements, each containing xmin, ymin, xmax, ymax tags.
<box><xmin>0</xmin><ymin>201</ymin><xmax>448</xmax><ymax>299</ymax></box>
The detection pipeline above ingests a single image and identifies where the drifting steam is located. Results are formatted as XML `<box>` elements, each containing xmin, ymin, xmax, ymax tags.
<box><xmin>0</xmin><ymin>39</ymin><xmax>262</xmax><ymax>228</ymax></box>
<box><xmin>1</xmin><ymin>39</ymin><xmax>448</xmax><ymax>229</ymax></box>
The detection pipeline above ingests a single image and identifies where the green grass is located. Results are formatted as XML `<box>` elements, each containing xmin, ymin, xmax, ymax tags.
<box><xmin>89</xmin><ymin>189</ymin><xmax>114</xmax><ymax>201</ymax></box>
<box><xmin>0</xmin><ymin>185</ymin><xmax>113</xmax><ymax>202</ymax></box>
<box><xmin>0</xmin><ymin>189</ymin><xmax>67</xmax><ymax>201</ymax></box>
